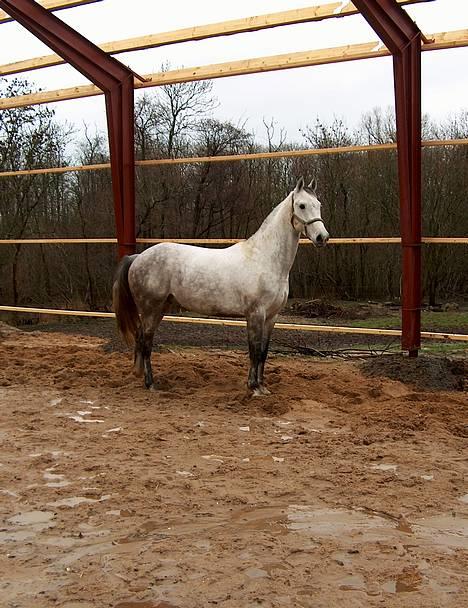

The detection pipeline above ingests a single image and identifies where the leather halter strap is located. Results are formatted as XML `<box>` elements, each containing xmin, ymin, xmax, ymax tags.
<box><xmin>290</xmin><ymin>192</ymin><xmax>323</xmax><ymax>228</ymax></box>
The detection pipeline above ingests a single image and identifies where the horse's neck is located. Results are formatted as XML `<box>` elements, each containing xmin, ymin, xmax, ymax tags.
<box><xmin>247</xmin><ymin>194</ymin><xmax>299</xmax><ymax>275</ymax></box>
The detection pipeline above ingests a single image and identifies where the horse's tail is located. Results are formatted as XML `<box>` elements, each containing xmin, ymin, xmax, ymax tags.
<box><xmin>112</xmin><ymin>254</ymin><xmax>140</xmax><ymax>346</ymax></box>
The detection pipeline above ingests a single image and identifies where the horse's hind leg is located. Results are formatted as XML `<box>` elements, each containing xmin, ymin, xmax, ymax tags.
<box><xmin>134</xmin><ymin>307</ymin><xmax>164</xmax><ymax>389</ymax></box>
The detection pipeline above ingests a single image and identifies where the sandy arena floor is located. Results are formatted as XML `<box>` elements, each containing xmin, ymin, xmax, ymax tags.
<box><xmin>0</xmin><ymin>326</ymin><xmax>467</xmax><ymax>607</ymax></box>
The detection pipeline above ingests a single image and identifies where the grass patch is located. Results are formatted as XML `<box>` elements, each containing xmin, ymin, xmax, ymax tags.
<box><xmin>340</xmin><ymin>311</ymin><xmax>468</xmax><ymax>333</ymax></box>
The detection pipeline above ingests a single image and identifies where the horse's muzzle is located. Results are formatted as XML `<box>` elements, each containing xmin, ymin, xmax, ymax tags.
<box><xmin>315</xmin><ymin>232</ymin><xmax>329</xmax><ymax>247</ymax></box>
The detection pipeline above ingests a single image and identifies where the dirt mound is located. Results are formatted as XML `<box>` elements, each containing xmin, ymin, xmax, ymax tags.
<box><xmin>0</xmin><ymin>321</ymin><xmax>21</xmax><ymax>338</ymax></box>
<box><xmin>360</xmin><ymin>354</ymin><xmax>467</xmax><ymax>391</ymax></box>
<box><xmin>285</xmin><ymin>299</ymin><xmax>386</xmax><ymax>320</ymax></box>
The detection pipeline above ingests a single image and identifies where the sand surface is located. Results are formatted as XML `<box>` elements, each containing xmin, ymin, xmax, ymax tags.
<box><xmin>0</xmin><ymin>327</ymin><xmax>467</xmax><ymax>607</ymax></box>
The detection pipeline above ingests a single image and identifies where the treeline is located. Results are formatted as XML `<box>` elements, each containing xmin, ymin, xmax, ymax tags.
<box><xmin>0</xmin><ymin>76</ymin><xmax>467</xmax><ymax>313</ymax></box>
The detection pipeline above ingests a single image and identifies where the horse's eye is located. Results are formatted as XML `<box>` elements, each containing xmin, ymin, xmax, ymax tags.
<box><xmin>299</xmin><ymin>204</ymin><xmax>305</xmax><ymax>210</ymax></box>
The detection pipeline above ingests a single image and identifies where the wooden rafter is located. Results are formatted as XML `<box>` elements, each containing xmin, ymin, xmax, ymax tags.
<box><xmin>0</xmin><ymin>28</ymin><xmax>466</xmax><ymax>110</ymax></box>
<box><xmin>0</xmin><ymin>0</ymin><xmax>432</xmax><ymax>75</ymax></box>
<box><xmin>0</xmin><ymin>0</ymin><xmax>101</xmax><ymax>24</ymax></box>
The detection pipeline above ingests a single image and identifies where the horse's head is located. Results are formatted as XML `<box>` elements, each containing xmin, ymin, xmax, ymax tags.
<box><xmin>291</xmin><ymin>177</ymin><xmax>330</xmax><ymax>247</ymax></box>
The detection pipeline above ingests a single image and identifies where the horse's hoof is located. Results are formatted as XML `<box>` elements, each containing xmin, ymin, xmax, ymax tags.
<box><xmin>146</xmin><ymin>383</ymin><xmax>156</xmax><ymax>391</ymax></box>
<box><xmin>252</xmin><ymin>386</ymin><xmax>270</xmax><ymax>397</ymax></box>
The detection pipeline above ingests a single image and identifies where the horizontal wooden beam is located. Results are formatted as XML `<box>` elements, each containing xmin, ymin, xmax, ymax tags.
<box><xmin>1</xmin><ymin>138</ymin><xmax>467</xmax><ymax>179</ymax></box>
<box><xmin>0</xmin><ymin>0</ymin><xmax>102</xmax><ymax>25</ymax></box>
<box><xmin>1</xmin><ymin>28</ymin><xmax>466</xmax><ymax>110</ymax></box>
<box><xmin>0</xmin><ymin>304</ymin><xmax>466</xmax><ymax>342</ymax></box>
<box><xmin>0</xmin><ymin>0</ymin><xmax>431</xmax><ymax>75</ymax></box>
<box><xmin>0</xmin><ymin>238</ymin><xmax>466</xmax><ymax>245</ymax></box>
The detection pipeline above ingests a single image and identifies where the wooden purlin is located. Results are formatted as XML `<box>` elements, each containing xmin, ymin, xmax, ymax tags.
<box><xmin>0</xmin><ymin>29</ymin><xmax>467</xmax><ymax>110</ymax></box>
<box><xmin>0</xmin><ymin>305</ymin><xmax>466</xmax><ymax>342</ymax></box>
<box><xmin>0</xmin><ymin>0</ymin><xmax>101</xmax><ymax>24</ymax></box>
<box><xmin>0</xmin><ymin>0</ymin><xmax>432</xmax><ymax>75</ymax></box>
<box><xmin>1</xmin><ymin>138</ymin><xmax>468</xmax><ymax>179</ymax></box>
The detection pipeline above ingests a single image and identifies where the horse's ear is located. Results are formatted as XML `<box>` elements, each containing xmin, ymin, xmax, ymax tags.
<box><xmin>295</xmin><ymin>176</ymin><xmax>305</xmax><ymax>192</ymax></box>
<box><xmin>308</xmin><ymin>177</ymin><xmax>317</xmax><ymax>192</ymax></box>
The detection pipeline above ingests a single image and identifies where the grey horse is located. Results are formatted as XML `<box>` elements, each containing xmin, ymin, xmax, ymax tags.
<box><xmin>113</xmin><ymin>177</ymin><xmax>329</xmax><ymax>394</ymax></box>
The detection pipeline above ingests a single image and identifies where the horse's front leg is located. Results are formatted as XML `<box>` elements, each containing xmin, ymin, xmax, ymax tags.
<box><xmin>247</xmin><ymin>310</ymin><xmax>267</xmax><ymax>396</ymax></box>
<box><xmin>257</xmin><ymin>315</ymin><xmax>277</xmax><ymax>395</ymax></box>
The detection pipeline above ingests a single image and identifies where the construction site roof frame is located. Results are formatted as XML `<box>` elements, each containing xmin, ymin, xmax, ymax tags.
<box><xmin>0</xmin><ymin>0</ymin><xmax>465</xmax><ymax>356</ymax></box>
<box><xmin>0</xmin><ymin>0</ymin><xmax>136</xmax><ymax>259</ymax></box>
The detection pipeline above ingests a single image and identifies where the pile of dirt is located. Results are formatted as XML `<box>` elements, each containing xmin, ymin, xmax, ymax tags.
<box><xmin>0</xmin><ymin>321</ymin><xmax>21</xmax><ymax>338</ymax></box>
<box><xmin>285</xmin><ymin>299</ymin><xmax>387</xmax><ymax>320</ymax></box>
<box><xmin>360</xmin><ymin>354</ymin><xmax>467</xmax><ymax>392</ymax></box>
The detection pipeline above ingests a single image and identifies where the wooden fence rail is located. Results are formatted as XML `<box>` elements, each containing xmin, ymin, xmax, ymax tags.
<box><xmin>1</xmin><ymin>138</ymin><xmax>467</xmax><ymax>179</ymax></box>
<box><xmin>0</xmin><ymin>305</ymin><xmax>466</xmax><ymax>342</ymax></box>
<box><xmin>0</xmin><ymin>237</ymin><xmax>467</xmax><ymax>245</ymax></box>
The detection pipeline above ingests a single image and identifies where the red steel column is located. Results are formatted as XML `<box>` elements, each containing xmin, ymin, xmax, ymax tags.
<box><xmin>352</xmin><ymin>0</ymin><xmax>422</xmax><ymax>356</ymax></box>
<box><xmin>0</xmin><ymin>0</ymin><xmax>136</xmax><ymax>258</ymax></box>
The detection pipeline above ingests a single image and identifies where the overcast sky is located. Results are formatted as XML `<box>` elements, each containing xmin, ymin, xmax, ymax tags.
<box><xmin>1</xmin><ymin>0</ymin><xmax>467</xmax><ymax>147</ymax></box>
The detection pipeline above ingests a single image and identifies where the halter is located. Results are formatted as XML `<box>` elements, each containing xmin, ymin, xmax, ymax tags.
<box><xmin>290</xmin><ymin>192</ymin><xmax>323</xmax><ymax>231</ymax></box>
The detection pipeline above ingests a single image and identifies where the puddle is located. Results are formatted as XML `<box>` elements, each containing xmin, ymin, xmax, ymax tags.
<box><xmin>121</xmin><ymin>504</ymin><xmax>467</xmax><ymax>556</ymax></box>
<box><xmin>8</xmin><ymin>511</ymin><xmax>55</xmax><ymax>526</ymax></box>
<box><xmin>2</xmin><ymin>510</ymin><xmax>56</xmax><ymax>541</ymax></box>
<box><xmin>45</xmin><ymin>480</ymin><xmax>71</xmax><ymax>488</ymax></box>
<box><xmin>47</xmin><ymin>495</ymin><xmax>111</xmax><ymax>508</ymax></box>
<box><xmin>0</xmin><ymin>530</ymin><xmax>38</xmax><ymax>542</ymax></box>
<box><xmin>43</xmin><ymin>468</ymin><xmax>71</xmax><ymax>488</ymax></box>
<box><xmin>0</xmin><ymin>489</ymin><xmax>19</xmax><ymax>498</ymax></box>
<box><xmin>67</xmin><ymin>413</ymin><xmax>104</xmax><ymax>423</ymax></box>
<box><xmin>370</xmin><ymin>463</ymin><xmax>398</xmax><ymax>472</ymax></box>
<box><xmin>115</xmin><ymin>601</ymin><xmax>178</xmax><ymax>608</ymax></box>
<box><xmin>245</xmin><ymin>567</ymin><xmax>269</xmax><ymax>579</ymax></box>
<box><xmin>413</xmin><ymin>514</ymin><xmax>468</xmax><ymax>549</ymax></box>
<box><xmin>201</xmin><ymin>454</ymin><xmax>225</xmax><ymax>463</ymax></box>
<box><xmin>339</xmin><ymin>574</ymin><xmax>366</xmax><ymax>592</ymax></box>
<box><xmin>383</xmin><ymin>577</ymin><xmax>421</xmax><ymax>594</ymax></box>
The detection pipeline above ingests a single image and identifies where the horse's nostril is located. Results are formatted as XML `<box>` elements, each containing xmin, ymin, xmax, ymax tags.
<box><xmin>316</xmin><ymin>234</ymin><xmax>323</xmax><ymax>243</ymax></box>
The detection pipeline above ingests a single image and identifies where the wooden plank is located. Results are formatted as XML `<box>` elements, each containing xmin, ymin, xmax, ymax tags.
<box><xmin>1</xmin><ymin>28</ymin><xmax>466</xmax><ymax>110</ymax></box>
<box><xmin>0</xmin><ymin>0</ymin><xmax>102</xmax><ymax>25</ymax></box>
<box><xmin>0</xmin><ymin>237</ymin><xmax>466</xmax><ymax>245</ymax></box>
<box><xmin>0</xmin><ymin>304</ymin><xmax>466</xmax><ymax>341</ymax></box>
<box><xmin>0</xmin><ymin>162</ymin><xmax>111</xmax><ymax>178</ymax></box>
<box><xmin>0</xmin><ymin>238</ymin><xmax>117</xmax><ymax>244</ymax></box>
<box><xmin>1</xmin><ymin>138</ymin><xmax>468</xmax><ymax>179</ymax></box>
<box><xmin>0</xmin><ymin>0</ymin><xmax>431</xmax><ymax>75</ymax></box>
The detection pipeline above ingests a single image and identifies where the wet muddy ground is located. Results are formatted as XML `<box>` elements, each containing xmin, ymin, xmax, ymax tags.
<box><xmin>0</xmin><ymin>326</ymin><xmax>467</xmax><ymax>607</ymax></box>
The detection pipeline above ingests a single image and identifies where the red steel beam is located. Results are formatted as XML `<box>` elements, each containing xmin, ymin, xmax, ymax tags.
<box><xmin>353</xmin><ymin>0</ymin><xmax>422</xmax><ymax>357</ymax></box>
<box><xmin>0</xmin><ymin>0</ymin><xmax>135</xmax><ymax>258</ymax></box>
